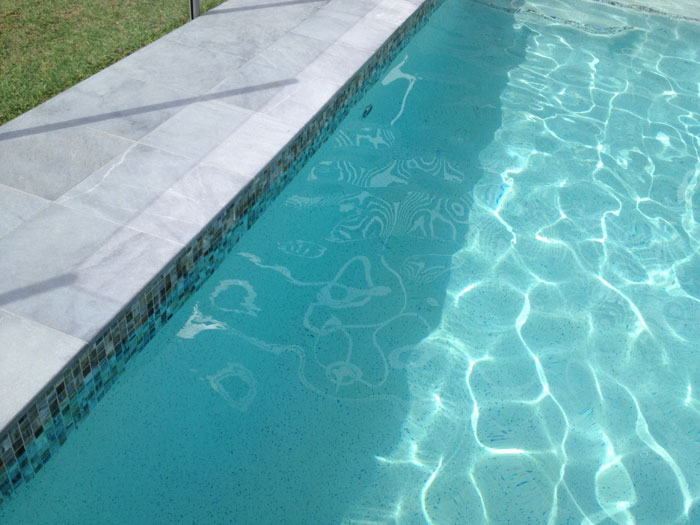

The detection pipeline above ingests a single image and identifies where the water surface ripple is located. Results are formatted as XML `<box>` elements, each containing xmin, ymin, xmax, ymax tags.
<box><xmin>3</xmin><ymin>0</ymin><xmax>700</xmax><ymax>523</ymax></box>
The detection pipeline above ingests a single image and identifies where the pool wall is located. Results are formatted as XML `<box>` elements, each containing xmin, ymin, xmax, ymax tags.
<box><xmin>0</xmin><ymin>0</ymin><xmax>444</xmax><ymax>504</ymax></box>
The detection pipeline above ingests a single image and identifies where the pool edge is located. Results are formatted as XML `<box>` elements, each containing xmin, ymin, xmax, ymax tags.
<box><xmin>0</xmin><ymin>0</ymin><xmax>445</xmax><ymax>505</ymax></box>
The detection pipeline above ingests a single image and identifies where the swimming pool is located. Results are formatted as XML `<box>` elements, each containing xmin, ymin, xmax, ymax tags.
<box><xmin>3</xmin><ymin>0</ymin><xmax>700</xmax><ymax>522</ymax></box>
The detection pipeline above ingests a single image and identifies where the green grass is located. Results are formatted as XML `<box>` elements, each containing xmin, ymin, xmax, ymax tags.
<box><xmin>0</xmin><ymin>0</ymin><xmax>225</xmax><ymax>125</ymax></box>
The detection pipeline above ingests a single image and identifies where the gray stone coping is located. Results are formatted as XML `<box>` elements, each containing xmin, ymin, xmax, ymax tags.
<box><xmin>0</xmin><ymin>0</ymin><xmax>426</xmax><ymax>432</ymax></box>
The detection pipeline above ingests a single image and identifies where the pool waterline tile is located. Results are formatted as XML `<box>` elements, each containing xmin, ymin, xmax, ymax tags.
<box><xmin>0</xmin><ymin>0</ymin><xmax>442</xmax><ymax>506</ymax></box>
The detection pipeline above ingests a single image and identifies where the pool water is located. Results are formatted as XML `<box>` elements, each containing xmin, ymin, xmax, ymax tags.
<box><xmin>4</xmin><ymin>0</ymin><xmax>700</xmax><ymax>522</ymax></box>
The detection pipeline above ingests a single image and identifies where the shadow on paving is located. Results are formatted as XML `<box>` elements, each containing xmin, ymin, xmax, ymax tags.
<box><xmin>0</xmin><ymin>80</ymin><xmax>297</xmax><ymax>141</ymax></box>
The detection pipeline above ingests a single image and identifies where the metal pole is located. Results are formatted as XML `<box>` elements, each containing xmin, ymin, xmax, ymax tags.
<box><xmin>190</xmin><ymin>0</ymin><xmax>200</xmax><ymax>19</ymax></box>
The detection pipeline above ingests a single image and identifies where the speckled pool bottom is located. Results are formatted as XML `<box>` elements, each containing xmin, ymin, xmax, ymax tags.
<box><xmin>4</xmin><ymin>0</ymin><xmax>700</xmax><ymax>522</ymax></box>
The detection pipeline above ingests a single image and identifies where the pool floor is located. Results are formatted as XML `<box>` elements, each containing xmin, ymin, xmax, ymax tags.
<box><xmin>3</xmin><ymin>0</ymin><xmax>700</xmax><ymax>522</ymax></box>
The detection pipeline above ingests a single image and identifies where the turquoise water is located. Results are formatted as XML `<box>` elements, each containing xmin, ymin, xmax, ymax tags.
<box><xmin>4</xmin><ymin>0</ymin><xmax>700</xmax><ymax>522</ymax></box>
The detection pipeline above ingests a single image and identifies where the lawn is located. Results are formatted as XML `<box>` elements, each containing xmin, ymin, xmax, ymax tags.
<box><xmin>0</xmin><ymin>0</ymin><xmax>225</xmax><ymax>125</ymax></box>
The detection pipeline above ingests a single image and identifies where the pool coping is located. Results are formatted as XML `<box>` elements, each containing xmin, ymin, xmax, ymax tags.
<box><xmin>0</xmin><ymin>0</ymin><xmax>443</xmax><ymax>503</ymax></box>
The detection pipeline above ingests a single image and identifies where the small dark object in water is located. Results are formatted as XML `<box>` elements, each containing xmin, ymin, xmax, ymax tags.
<box><xmin>362</xmin><ymin>104</ymin><xmax>373</xmax><ymax>118</ymax></box>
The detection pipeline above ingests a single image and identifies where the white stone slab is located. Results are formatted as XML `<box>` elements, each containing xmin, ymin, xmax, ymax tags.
<box><xmin>0</xmin><ymin>310</ymin><xmax>85</xmax><ymax>431</ymax></box>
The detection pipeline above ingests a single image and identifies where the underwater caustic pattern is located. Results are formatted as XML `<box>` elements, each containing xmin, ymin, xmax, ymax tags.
<box><xmin>335</xmin><ymin>1</ymin><xmax>700</xmax><ymax>523</ymax></box>
<box><xmin>3</xmin><ymin>0</ymin><xmax>700</xmax><ymax>523</ymax></box>
<box><xmin>174</xmin><ymin>1</ymin><xmax>700</xmax><ymax>523</ymax></box>
<box><xmin>178</xmin><ymin>0</ymin><xmax>700</xmax><ymax>521</ymax></box>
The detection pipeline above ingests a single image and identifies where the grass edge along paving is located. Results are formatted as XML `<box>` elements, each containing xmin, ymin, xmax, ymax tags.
<box><xmin>0</xmin><ymin>0</ymin><xmax>226</xmax><ymax>125</ymax></box>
